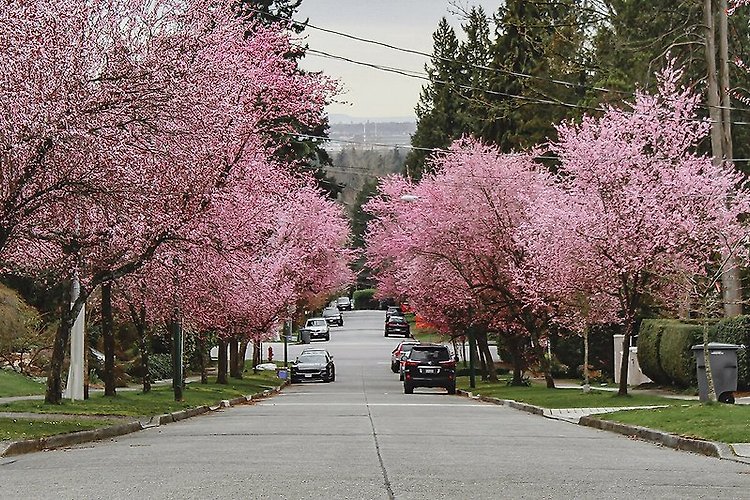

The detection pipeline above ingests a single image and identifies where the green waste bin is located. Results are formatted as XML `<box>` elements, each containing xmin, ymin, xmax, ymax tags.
<box><xmin>691</xmin><ymin>343</ymin><xmax>741</xmax><ymax>404</ymax></box>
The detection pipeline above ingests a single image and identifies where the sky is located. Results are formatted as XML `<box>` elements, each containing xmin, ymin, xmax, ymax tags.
<box><xmin>296</xmin><ymin>0</ymin><xmax>501</xmax><ymax>122</ymax></box>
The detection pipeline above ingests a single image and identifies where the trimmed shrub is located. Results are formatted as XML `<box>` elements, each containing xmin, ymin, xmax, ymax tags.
<box><xmin>714</xmin><ymin>315</ymin><xmax>750</xmax><ymax>390</ymax></box>
<box><xmin>639</xmin><ymin>319</ymin><xmax>722</xmax><ymax>388</ymax></box>
<box><xmin>637</xmin><ymin>320</ymin><xmax>670</xmax><ymax>385</ymax></box>
<box><xmin>658</xmin><ymin>322</ymin><xmax>704</xmax><ymax>387</ymax></box>
<box><xmin>352</xmin><ymin>289</ymin><xmax>378</xmax><ymax>310</ymax></box>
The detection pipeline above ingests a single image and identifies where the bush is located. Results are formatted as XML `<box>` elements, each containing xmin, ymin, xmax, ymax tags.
<box><xmin>639</xmin><ymin>319</ymin><xmax>722</xmax><ymax>389</ymax></box>
<box><xmin>637</xmin><ymin>320</ymin><xmax>670</xmax><ymax>385</ymax></box>
<box><xmin>551</xmin><ymin>324</ymin><xmax>620</xmax><ymax>380</ymax></box>
<box><xmin>714</xmin><ymin>315</ymin><xmax>750</xmax><ymax>390</ymax></box>
<box><xmin>352</xmin><ymin>289</ymin><xmax>378</xmax><ymax>310</ymax></box>
<box><xmin>149</xmin><ymin>353</ymin><xmax>173</xmax><ymax>381</ymax></box>
<box><xmin>659</xmin><ymin>322</ymin><xmax>704</xmax><ymax>387</ymax></box>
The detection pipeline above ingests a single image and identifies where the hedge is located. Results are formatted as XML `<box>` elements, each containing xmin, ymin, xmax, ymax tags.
<box><xmin>658</xmin><ymin>322</ymin><xmax>705</xmax><ymax>387</ymax></box>
<box><xmin>637</xmin><ymin>318</ymin><xmax>749</xmax><ymax>389</ymax></box>
<box><xmin>352</xmin><ymin>289</ymin><xmax>378</xmax><ymax>310</ymax></box>
<box><xmin>637</xmin><ymin>320</ymin><xmax>671</xmax><ymax>385</ymax></box>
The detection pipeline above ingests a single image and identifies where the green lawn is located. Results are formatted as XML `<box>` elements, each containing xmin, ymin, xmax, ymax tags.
<box><xmin>600</xmin><ymin>404</ymin><xmax>750</xmax><ymax>443</ymax></box>
<box><xmin>0</xmin><ymin>417</ymin><xmax>116</xmax><ymax>441</ymax></box>
<box><xmin>0</xmin><ymin>372</ymin><xmax>281</xmax><ymax>417</ymax></box>
<box><xmin>457</xmin><ymin>377</ymin><xmax>691</xmax><ymax>409</ymax></box>
<box><xmin>0</xmin><ymin>370</ymin><xmax>45</xmax><ymax>397</ymax></box>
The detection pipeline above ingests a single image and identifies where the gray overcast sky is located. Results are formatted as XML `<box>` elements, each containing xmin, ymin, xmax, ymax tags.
<box><xmin>296</xmin><ymin>1</ymin><xmax>501</xmax><ymax>121</ymax></box>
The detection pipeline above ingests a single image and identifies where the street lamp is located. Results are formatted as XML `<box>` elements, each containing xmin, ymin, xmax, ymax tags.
<box><xmin>285</xmin><ymin>303</ymin><xmax>296</xmax><ymax>368</ymax></box>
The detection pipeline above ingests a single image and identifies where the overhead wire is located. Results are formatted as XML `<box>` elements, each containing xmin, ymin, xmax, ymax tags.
<box><xmin>247</xmin><ymin>5</ymin><xmax>750</xmax><ymax>115</ymax></box>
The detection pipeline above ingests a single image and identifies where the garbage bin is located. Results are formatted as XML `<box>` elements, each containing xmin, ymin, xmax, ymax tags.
<box><xmin>691</xmin><ymin>343</ymin><xmax>741</xmax><ymax>404</ymax></box>
<box><xmin>300</xmin><ymin>329</ymin><xmax>311</xmax><ymax>344</ymax></box>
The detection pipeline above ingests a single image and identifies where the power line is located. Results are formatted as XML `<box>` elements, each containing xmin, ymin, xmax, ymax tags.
<box><xmin>248</xmin><ymin>5</ymin><xmax>750</xmax><ymax>115</ymax></box>
<box><xmin>298</xmin><ymin>132</ymin><xmax>750</xmax><ymax>163</ymax></box>
<box><xmin>300</xmin><ymin>49</ymin><xmax>750</xmax><ymax>127</ymax></box>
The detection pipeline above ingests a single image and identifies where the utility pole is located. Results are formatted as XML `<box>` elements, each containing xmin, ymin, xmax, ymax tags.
<box><xmin>705</xmin><ymin>0</ymin><xmax>743</xmax><ymax>316</ymax></box>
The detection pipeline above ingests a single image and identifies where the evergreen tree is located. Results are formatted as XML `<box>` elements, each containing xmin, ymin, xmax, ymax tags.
<box><xmin>483</xmin><ymin>0</ymin><xmax>586</xmax><ymax>151</ymax></box>
<box><xmin>404</xmin><ymin>18</ymin><xmax>462</xmax><ymax>180</ymax></box>
<box><xmin>235</xmin><ymin>0</ymin><xmax>342</xmax><ymax>198</ymax></box>
<box><xmin>455</xmin><ymin>6</ymin><xmax>493</xmax><ymax>137</ymax></box>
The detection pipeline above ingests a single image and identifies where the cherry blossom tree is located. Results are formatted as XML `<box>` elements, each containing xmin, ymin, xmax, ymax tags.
<box><xmin>366</xmin><ymin>139</ymin><xmax>558</xmax><ymax>386</ymax></box>
<box><xmin>533</xmin><ymin>65</ymin><xmax>750</xmax><ymax>396</ymax></box>
<box><xmin>3</xmin><ymin>0</ymin><xmax>337</xmax><ymax>403</ymax></box>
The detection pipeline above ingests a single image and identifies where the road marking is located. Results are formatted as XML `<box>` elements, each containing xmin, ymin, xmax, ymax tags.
<box><xmin>257</xmin><ymin>402</ymin><xmax>498</xmax><ymax>407</ymax></box>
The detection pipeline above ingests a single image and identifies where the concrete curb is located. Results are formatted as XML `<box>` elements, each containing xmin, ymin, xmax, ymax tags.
<box><xmin>0</xmin><ymin>380</ymin><xmax>289</xmax><ymax>458</ymax></box>
<box><xmin>456</xmin><ymin>388</ymin><xmax>750</xmax><ymax>464</ymax></box>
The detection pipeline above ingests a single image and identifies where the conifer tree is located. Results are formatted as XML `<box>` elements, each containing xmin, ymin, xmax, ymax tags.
<box><xmin>404</xmin><ymin>18</ymin><xmax>462</xmax><ymax>180</ymax></box>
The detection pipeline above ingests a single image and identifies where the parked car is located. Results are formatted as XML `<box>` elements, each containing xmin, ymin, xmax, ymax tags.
<box><xmin>291</xmin><ymin>350</ymin><xmax>335</xmax><ymax>383</ymax></box>
<box><xmin>336</xmin><ymin>296</ymin><xmax>353</xmax><ymax>311</ymax></box>
<box><xmin>302</xmin><ymin>317</ymin><xmax>330</xmax><ymax>341</ymax></box>
<box><xmin>391</xmin><ymin>340</ymin><xmax>420</xmax><ymax>374</ymax></box>
<box><xmin>384</xmin><ymin>314</ymin><xmax>410</xmax><ymax>337</ymax></box>
<box><xmin>402</xmin><ymin>344</ymin><xmax>456</xmax><ymax>394</ymax></box>
<box><xmin>322</xmin><ymin>306</ymin><xmax>344</xmax><ymax>327</ymax></box>
<box><xmin>385</xmin><ymin>305</ymin><xmax>402</xmax><ymax>320</ymax></box>
<box><xmin>301</xmin><ymin>347</ymin><xmax>333</xmax><ymax>358</ymax></box>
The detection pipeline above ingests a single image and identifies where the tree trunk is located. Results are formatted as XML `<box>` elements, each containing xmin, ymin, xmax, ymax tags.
<box><xmin>237</xmin><ymin>340</ymin><xmax>249</xmax><ymax>378</ymax></box>
<box><xmin>476</xmin><ymin>330</ymin><xmax>497</xmax><ymax>382</ymax></box>
<box><xmin>617</xmin><ymin>320</ymin><xmax>636</xmax><ymax>396</ymax></box>
<box><xmin>507</xmin><ymin>337</ymin><xmax>525</xmax><ymax>386</ymax></box>
<box><xmin>217</xmin><ymin>338</ymin><xmax>228</xmax><ymax>384</ymax></box>
<box><xmin>583</xmin><ymin>328</ymin><xmax>591</xmax><ymax>393</ymax></box>
<box><xmin>102</xmin><ymin>282</ymin><xmax>116</xmax><ymax>397</ymax></box>
<box><xmin>229</xmin><ymin>338</ymin><xmax>239</xmax><ymax>378</ymax></box>
<box><xmin>45</xmin><ymin>281</ymin><xmax>73</xmax><ymax>404</ymax></box>
<box><xmin>704</xmin><ymin>0</ymin><xmax>743</xmax><ymax>316</ymax></box>
<box><xmin>197</xmin><ymin>336</ymin><xmax>208</xmax><ymax>384</ymax></box>
<box><xmin>252</xmin><ymin>340</ymin><xmax>261</xmax><ymax>368</ymax></box>
<box><xmin>139</xmin><ymin>328</ymin><xmax>151</xmax><ymax>394</ymax></box>
<box><xmin>530</xmin><ymin>330</ymin><xmax>555</xmax><ymax>388</ymax></box>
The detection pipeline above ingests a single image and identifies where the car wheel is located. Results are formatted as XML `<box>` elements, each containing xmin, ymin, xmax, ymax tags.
<box><xmin>325</xmin><ymin>334</ymin><xmax>330</xmax><ymax>341</ymax></box>
<box><xmin>403</xmin><ymin>383</ymin><xmax>413</xmax><ymax>394</ymax></box>
<box><xmin>446</xmin><ymin>383</ymin><xmax>456</xmax><ymax>395</ymax></box>
<box><xmin>331</xmin><ymin>368</ymin><xmax>336</xmax><ymax>382</ymax></box>
<box><xmin>399</xmin><ymin>372</ymin><xmax>404</xmax><ymax>381</ymax></box>
<box><xmin>384</xmin><ymin>332</ymin><xmax>389</xmax><ymax>337</ymax></box>
<box><xmin>390</xmin><ymin>363</ymin><xmax>399</xmax><ymax>373</ymax></box>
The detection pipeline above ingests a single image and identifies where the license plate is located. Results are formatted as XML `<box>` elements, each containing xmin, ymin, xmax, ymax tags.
<box><xmin>304</xmin><ymin>373</ymin><xmax>312</xmax><ymax>378</ymax></box>
<box><xmin>422</xmin><ymin>368</ymin><xmax>438</xmax><ymax>374</ymax></box>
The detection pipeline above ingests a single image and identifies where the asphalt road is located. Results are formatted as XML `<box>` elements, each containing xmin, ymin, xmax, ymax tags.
<box><xmin>2</xmin><ymin>311</ymin><xmax>750</xmax><ymax>499</ymax></box>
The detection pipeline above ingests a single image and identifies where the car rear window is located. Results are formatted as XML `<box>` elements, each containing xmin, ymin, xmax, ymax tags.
<box><xmin>307</xmin><ymin>319</ymin><xmax>325</xmax><ymax>326</ymax></box>
<box><xmin>400</xmin><ymin>344</ymin><xmax>416</xmax><ymax>352</ymax></box>
<box><xmin>298</xmin><ymin>355</ymin><xmax>326</xmax><ymax>364</ymax></box>
<box><xmin>389</xmin><ymin>316</ymin><xmax>406</xmax><ymax>324</ymax></box>
<box><xmin>409</xmin><ymin>347</ymin><xmax>450</xmax><ymax>361</ymax></box>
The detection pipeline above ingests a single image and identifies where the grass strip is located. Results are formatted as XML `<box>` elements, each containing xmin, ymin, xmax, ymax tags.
<box><xmin>0</xmin><ymin>417</ymin><xmax>115</xmax><ymax>441</ymax></box>
<box><xmin>0</xmin><ymin>372</ymin><xmax>280</xmax><ymax>417</ymax></box>
<box><xmin>599</xmin><ymin>404</ymin><xmax>750</xmax><ymax>443</ymax></box>
<box><xmin>0</xmin><ymin>370</ymin><xmax>45</xmax><ymax>397</ymax></box>
<box><xmin>457</xmin><ymin>377</ymin><xmax>692</xmax><ymax>409</ymax></box>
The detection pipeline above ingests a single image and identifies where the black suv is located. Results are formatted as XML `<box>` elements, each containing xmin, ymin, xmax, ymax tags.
<box><xmin>402</xmin><ymin>344</ymin><xmax>456</xmax><ymax>394</ymax></box>
<box><xmin>384</xmin><ymin>315</ymin><xmax>410</xmax><ymax>337</ymax></box>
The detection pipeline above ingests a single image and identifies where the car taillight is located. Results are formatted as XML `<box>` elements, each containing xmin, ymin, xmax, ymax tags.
<box><xmin>440</xmin><ymin>360</ymin><xmax>456</xmax><ymax>369</ymax></box>
<box><xmin>405</xmin><ymin>360</ymin><xmax>420</xmax><ymax>367</ymax></box>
